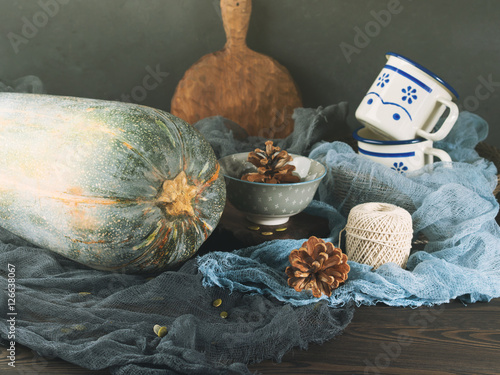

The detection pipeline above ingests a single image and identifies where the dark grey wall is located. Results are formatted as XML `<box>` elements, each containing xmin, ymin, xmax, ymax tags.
<box><xmin>1</xmin><ymin>0</ymin><xmax>499</xmax><ymax>146</ymax></box>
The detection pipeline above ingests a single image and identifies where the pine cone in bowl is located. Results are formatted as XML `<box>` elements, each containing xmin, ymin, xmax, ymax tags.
<box><xmin>241</xmin><ymin>140</ymin><xmax>300</xmax><ymax>184</ymax></box>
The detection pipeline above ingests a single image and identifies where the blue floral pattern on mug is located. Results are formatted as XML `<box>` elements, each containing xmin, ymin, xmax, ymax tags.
<box><xmin>376</xmin><ymin>73</ymin><xmax>390</xmax><ymax>88</ymax></box>
<box><xmin>401</xmin><ymin>86</ymin><xmax>418</xmax><ymax>104</ymax></box>
<box><xmin>391</xmin><ymin>162</ymin><xmax>408</xmax><ymax>174</ymax></box>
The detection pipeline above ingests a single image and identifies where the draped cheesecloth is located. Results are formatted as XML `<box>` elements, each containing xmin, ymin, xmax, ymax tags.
<box><xmin>197</xmin><ymin>108</ymin><xmax>500</xmax><ymax>308</ymax></box>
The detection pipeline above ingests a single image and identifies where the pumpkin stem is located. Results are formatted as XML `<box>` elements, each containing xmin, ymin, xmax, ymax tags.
<box><xmin>156</xmin><ymin>171</ymin><xmax>197</xmax><ymax>217</ymax></box>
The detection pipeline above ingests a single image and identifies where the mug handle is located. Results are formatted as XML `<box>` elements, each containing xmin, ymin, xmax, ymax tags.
<box><xmin>416</xmin><ymin>98</ymin><xmax>459</xmax><ymax>141</ymax></box>
<box><xmin>424</xmin><ymin>147</ymin><xmax>452</xmax><ymax>167</ymax></box>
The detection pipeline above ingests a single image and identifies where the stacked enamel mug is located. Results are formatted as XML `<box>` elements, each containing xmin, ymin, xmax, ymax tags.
<box><xmin>354</xmin><ymin>52</ymin><xmax>459</xmax><ymax>173</ymax></box>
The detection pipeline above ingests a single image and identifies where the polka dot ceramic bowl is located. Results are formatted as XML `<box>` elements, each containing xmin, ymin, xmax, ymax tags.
<box><xmin>218</xmin><ymin>152</ymin><xmax>326</xmax><ymax>225</ymax></box>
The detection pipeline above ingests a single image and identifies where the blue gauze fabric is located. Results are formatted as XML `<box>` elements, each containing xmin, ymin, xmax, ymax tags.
<box><xmin>197</xmin><ymin>111</ymin><xmax>500</xmax><ymax>307</ymax></box>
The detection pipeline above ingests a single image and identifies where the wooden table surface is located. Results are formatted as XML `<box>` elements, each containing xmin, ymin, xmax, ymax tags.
<box><xmin>1</xmin><ymin>203</ymin><xmax>499</xmax><ymax>374</ymax></box>
<box><xmin>1</xmin><ymin>299</ymin><xmax>499</xmax><ymax>374</ymax></box>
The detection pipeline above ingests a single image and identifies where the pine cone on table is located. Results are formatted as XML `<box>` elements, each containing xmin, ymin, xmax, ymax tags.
<box><xmin>241</xmin><ymin>140</ymin><xmax>300</xmax><ymax>184</ymax></box>
<box><xmin>285</xmin><ymin>236</ymin><xmax>350</xmax><ymax>298</ymax></box>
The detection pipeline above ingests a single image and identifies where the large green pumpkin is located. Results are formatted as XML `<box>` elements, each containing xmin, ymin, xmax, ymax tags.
<box><xmin>0</xmin><ymin>93</ymin><xmax>226</xmax><ymax>273</ymax></box>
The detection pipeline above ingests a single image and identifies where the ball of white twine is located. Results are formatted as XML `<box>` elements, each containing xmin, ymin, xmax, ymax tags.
<box><xmin>344</xmin><ymin>202</ymin><xmax>413</xmax><ymax>269</ymax></box>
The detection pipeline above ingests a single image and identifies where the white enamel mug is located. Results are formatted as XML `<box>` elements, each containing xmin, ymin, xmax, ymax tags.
<box><xmin>353</xmin><ymin>127</ymin><xmax>452</xmax><ymax>173</ymax></box>
<box><xmin>355</xmin><ymin>52</ymin><xmax>459</xmax><ymax>141</ymax></box>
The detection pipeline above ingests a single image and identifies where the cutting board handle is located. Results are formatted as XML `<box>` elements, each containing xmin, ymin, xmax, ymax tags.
<box><xmin>221</xmin><ymin>0</ymin><xmax>251</xmax><ymax>50</ymax></box>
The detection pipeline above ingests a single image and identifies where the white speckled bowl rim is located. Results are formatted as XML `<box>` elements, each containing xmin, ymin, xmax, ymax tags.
<box><xmin>219</xmin><ymin>153</ymin><xmax>327</xmax><ymax>185</ymax></box>
<box><xmin>218</xmin><ymin>153</ymin><xmax>327</xmax><ymax>224</ymax></box>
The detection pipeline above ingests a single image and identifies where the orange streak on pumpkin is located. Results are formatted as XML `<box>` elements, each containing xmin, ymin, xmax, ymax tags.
<box><xmin>99</xmin><ymin>128</ymin><xmax>117</xmax><ymax>136</ymax></box>
<box><xmin>195</xmin><ymin>163</ymin><xmax>221</xmax><ymax>198</ymax></box>
<box><xmin>204</xmin><ymin>163</ymin><xmax>220</xmax><ymax>187</ymax></box>
<box><xmin>143</xmin><ymin>206</ymin><xmax>154</xmax><ymax>215</ymax></box>
<box><xmin>157</xmin><ymin>226</ymin><xmax>172</xmax><ymax>250</ymax></box>
<box><xmin>66</xmin><ymin>234</ymin><xmax>134</xmax><ymax>246</ymax></box>
<box><xmin>121</xmin><ymin>220</ymin><xmax>172</xmax><ymax>269</ymax></box>
<box><xmin>0</xmin><ymin>174</ymin><xmax>148</xmax><ymax>207</ymax></box>
<box><xmin>201</xmin><ymin>223</ymin><xmax>209</xmax><ymax>240</ymax></box>
<box><xmin>199</xmin><ymin>219</ymin><xmax>213</xmax><ymax>240</ymax></box>
<box><xmin>191</xmin><ymin>208</ymin><xmax>209</xmax><ymax>238</ymax></box>
<box><xmin>114</xmin><ymin>136</ymin><xmax>165</xmax><ymax>182</ymax></box>
<box><xmin>145</xmin><ymin>221</ymin><xmax>174</xmax><ymax>267</ymax></box>
<box><xmin>51</xmin><ymin>194</ymin><xmax>141</xmax><ymax>206</ymax></box>
<box><xmin>69</xmin><ymin>238</ymin><xmax>108</xmax><ymax>244</ymax></box>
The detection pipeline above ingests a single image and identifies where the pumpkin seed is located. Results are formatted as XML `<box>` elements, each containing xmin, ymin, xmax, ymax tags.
<box><xmin>78</xmin><ymin>292</ymin><xmax>91</xmax><ymax>295</ymax></box>
<box><xmin>275</xmin><ymin>227</ymin><xmax>287</xmax><ymax>232</ymax></box>
<box><xmin>220</xmin><ymin>311</ymin><xmax>228</xmax><ymax>319</ymax></box>
<box><xmin>157</xmin><ymin>326</ymin><xmax>168</xmax><ymax>337</ymax></box>
<box><xmin>261</xmin><ymin>231</ymin><xmax>273</xmax><ymax>236</ymax></box>
<box><xmin>153</xmin><ymin>324</ymin><xmax>168</xmax><ymax>337</ymax></box>
<box><xmin>247</xmin><ymin>226</ymin><xmax>260</xmax><ymax>231</ymax></box>
<box><xmin>212</xmin><ymin>298</ymin><xmax>222</xmax><ymax>307</ymax></box>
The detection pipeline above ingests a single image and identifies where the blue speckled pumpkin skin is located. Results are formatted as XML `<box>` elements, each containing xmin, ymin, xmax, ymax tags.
<box><xmin>0</xmin><ymin>93</ymin><xmax>225</xmax><ymax>273</ymax></box>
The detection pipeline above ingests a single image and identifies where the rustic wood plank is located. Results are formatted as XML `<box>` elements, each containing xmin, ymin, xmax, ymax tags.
<box><xmin>2</xmin><ymin>299</ymin><xmax>498</xmax><ymax>374</ymax></box>
<box><xmin>249</xmin><ymin>300</ymin><xmax>500</xmax><ymax>374</ymax></box>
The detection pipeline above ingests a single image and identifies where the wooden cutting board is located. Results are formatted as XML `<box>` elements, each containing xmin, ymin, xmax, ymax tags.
<box><xmin>170</xmin><ymin>0</ymin><xmax>302</xmax><ymax>138</ymax></box>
